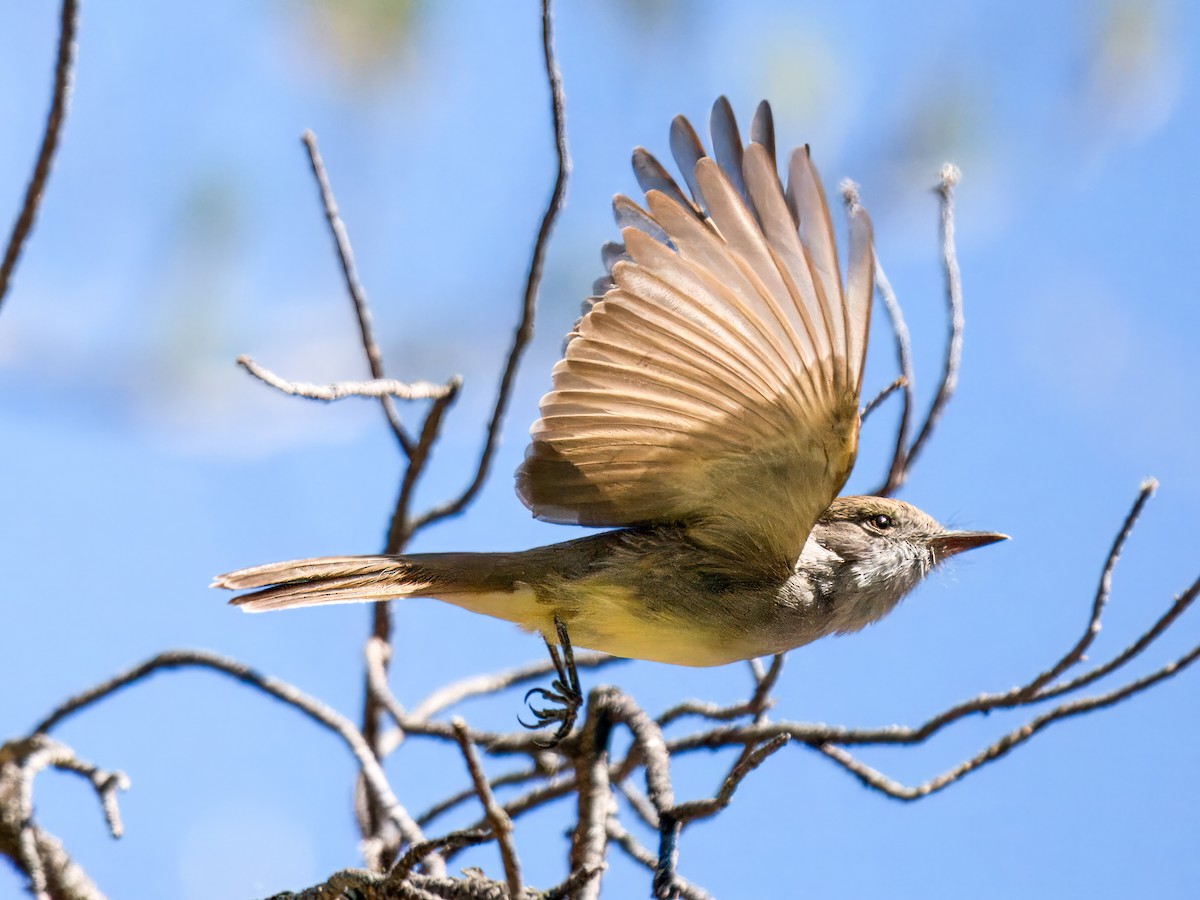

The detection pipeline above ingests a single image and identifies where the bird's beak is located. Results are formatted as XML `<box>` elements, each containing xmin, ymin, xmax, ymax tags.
<box><xmin>928</xmin><ymin>530</ymin><xmax>1009</xmax><ymax>563</ymax></box>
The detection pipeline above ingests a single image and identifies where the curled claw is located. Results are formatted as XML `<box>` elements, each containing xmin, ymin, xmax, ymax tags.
<box><xmin>519</xmin><ymin>682</ymin><xmax>581</xmax><ymax>746</ymax></box>
<box><xmin>517</xmin><ymin>618</ymin><xmax>584</xmax><ymax>747</ymax></box>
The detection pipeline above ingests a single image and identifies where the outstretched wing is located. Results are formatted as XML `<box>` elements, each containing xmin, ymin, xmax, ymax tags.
<box><xmin>516</xmin><ymin>98</ymin><xmax>874</xmax><ymax>579</ymax></box>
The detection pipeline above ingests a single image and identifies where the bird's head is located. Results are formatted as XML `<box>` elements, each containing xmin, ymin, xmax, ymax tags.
<box><xmin>810</xmin><ymin>496</ymin><xmax>1007</xmax><ymax>626</ymax></box>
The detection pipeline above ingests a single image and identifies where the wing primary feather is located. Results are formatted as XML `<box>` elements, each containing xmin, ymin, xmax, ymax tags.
<box><xmin>596</xmin><ymin>270</ymin><xmax>814</xmax><ymax>422</ymax></box>
<box><xmin>613</xmin><ymin>194</ymin><xmax>670</xmax><ymax>246</ymax></box>
<box><xmin>617</xmin><ymin>228</ymin><xmax>803</xmax><ymax>388</ymax></box>
<box><xmin>786</xmin><ymin>147</ymin><xmax>846</xmax><ymax>379</ymax></box>
<box><xmin>669</xmin><ymin>114</ymin><xmax>708</xmax><ymax>213</ymax></box>
<box><xmin>632</xmin><ymin>147</ymin><xmax>694</xmax><ymax>211</ymax></box>
<box><xmin>572</xmin><ymin>289</ymin><xmax>790</xmax><ymax>416</ymax></box>
<box><xmin>840</xmin><ymin>179</ymin><xmax>875</xmax><ymax>392</ymax></box>
<box><xmin>741</xmin><ymin>143</ymin><xmax>833</xmax><ymax>401</ymax></box>
<box><xmin>643</xmin><ymin>189</ymin><xmax>802</xmax><ymax>395</ymax></box>
<box><xmin>750</xmin><ymin>100</ymin><xmax>776</xmax><ymax>167</ymax></box>
<box><xmin>709</xmin><ymin>96</ymin><xmax>748</xmax><ymax>204</ymax></box>
<box><xmin>693</xmin><ymin>157</ymin><xmax>814</xmax><ymax>377</ymax></box>
<box><xmin>601</xmin><ymin>240</ymin><xmax>628</xmax><ymax>272</ymax></box>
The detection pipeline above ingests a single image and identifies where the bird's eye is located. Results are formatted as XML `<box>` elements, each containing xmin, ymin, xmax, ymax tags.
<box><xmin>869</xmin><ymin>514</ymin><xmax>893</xmax><ymax>529</ymax></box>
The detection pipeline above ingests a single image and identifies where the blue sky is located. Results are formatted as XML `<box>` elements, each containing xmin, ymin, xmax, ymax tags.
<box><xmin>2</xmin><ymin>1</ymin><xmax>1197</xmax><ymax>897</ymax></box>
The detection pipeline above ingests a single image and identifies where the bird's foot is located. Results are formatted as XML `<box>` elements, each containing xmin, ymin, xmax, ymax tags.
<box><xmin>519</xmin><ymin>618</ymin><xmax>582</xmax><ymax>747</ymax></box>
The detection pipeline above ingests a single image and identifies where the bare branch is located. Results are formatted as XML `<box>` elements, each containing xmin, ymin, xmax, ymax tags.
<box><xmin>237</xmin><ymin>355</ymin><xmax>459</xmax><ymax>403</ymax></box>
<box><xmin>594</xmin><ymin>688</ymin><xmax>674</xmax><ymax>814</ymax></box>
<box><xmin>28</xmin><ymin>649</ymin><xmax>437</xmax><ymax>874</ymax></box>
<box><xmin>570</xmin><ymin>700</ymin><xmax>614</xmax><ymax>900</ymax></box>
<box><xmin>672</xmin><ymin>735</ymin><xmax>790</xmax><ymax>824</ymax></box>
<box><xmin>900</xmin><ymin>163</ymin><xmax>965</xmax><ymax>477</ymax></box>
<box><xmin>46</xmin><ymin>751</ymin><xmax>130</xmax><ymax>840</ymax></box>
<box><xmin>452</xmin><ymin>718</ymin><xmax>523</xmax><ymax>899</ymax></box>
<box><xmin>658</xmin><ymin>655</ymin><xmax>782</xmax><ymax>729</ymax></box>
<box><xmin>416</xmin><ymin>764</ymin><xmax>547</xmax><ymax>829</ymax></box>
<box><xmin>384</xmin><ymin>373</ymin><xmax>465</xmax><ymax>552</ymax></box>
<box><xmin>1037</xmin><ymin>573</ymin><xmax>1200</xmax><ymax>702</ymax></box>
<box><xmin>301</xmin><ymin>129</ymin><xmax>412</xmax><ymax>454</ymax></box>
<box><xmin>410</xmin><ymin>652</ymin><xmax>619</xmax><ymax>722</ymax></box>
<box><xmin>1</xmin><ymin>736</ymin><xmax>121</xmax><ymax>900</ymax></box>
<box><xmin>616</xmin><ymin>781</ymin><xmax>660</xmax><ymax>829</ymax></box>
<box><xmin>870</xmin><ymin>260</ymin><xmax>916</xmax><ymax>495</ymax></box>
<box><xmin>0</xmin><ymin>0</ymin><xmax>79</xmax><ymax>312</ymax></box>
<box><xmin>390</xmin><ymin>829</ymin><xmax>491</xmax><ymax>881</ymax></box>
<box><xmin>542</xmin><ymin>862</ymin><xmax>605</xmax><ymax>900</ymax></box>
<box><xmin>1021</xmin><ymin>477</ymin><xmax>1158</xmax><ymax>695</ymax></box>
<box><xmin>860</xmin><ymin>376</ymin><xmax>907</xmax><ymax>423</ymax></box>
<box><xmin>412</xmin><ymin>0</ymin><xmax>570</xmax><ymax>532</ymax></box>
<box><xmin>364</xmin><ymin>637</ymin><xmax>409</xmax><ymax>738</ymax></box>
<box><xmin>606</xmin><ymin>818</ymin><xmax>714</xmax><ymax>900</ymax></box>
<box><xmin>815</xmin><ymin>637</ymin><xmax>1200</xmax><ymax>799</ymax></box>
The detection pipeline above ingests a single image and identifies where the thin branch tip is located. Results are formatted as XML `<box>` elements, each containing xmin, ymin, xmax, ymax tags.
<box><xmin>840</xmin><ymin>178</ymin><xmax>862</xmax><ymax>209</ymax></box>
<box><xmin>0</xmin><ymin>0</ymin><xmax>80</xmax><ymax>311</ymax></box>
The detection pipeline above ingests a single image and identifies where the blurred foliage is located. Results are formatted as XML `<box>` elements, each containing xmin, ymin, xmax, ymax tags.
<box><xmin>291</xmin><ymin>0</ymin><xmax>424</xmax><ymax>85</ymax></box>
<box><xmin>1078</xmin><ymin>0</ymin><xmax>1180</xmax><ymax>139</ymax></box>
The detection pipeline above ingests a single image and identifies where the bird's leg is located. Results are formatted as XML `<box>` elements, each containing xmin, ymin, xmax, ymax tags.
<box><xmin>520</xmin><ymin>616</ymin><xmax>583</xmax><ymax>746</ymax></box>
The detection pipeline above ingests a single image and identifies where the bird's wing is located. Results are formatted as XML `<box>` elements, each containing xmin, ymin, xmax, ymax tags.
<box><xmin>516</xmin><ymin>98</ymin><xmax>874</xmax><ymax>579</ymax></box>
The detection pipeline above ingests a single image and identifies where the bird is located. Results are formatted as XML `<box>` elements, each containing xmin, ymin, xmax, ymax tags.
<box><xmin>215</xmin><ymin>97</ymin><xmax>1006</xmax><ymax>737</ymax></box>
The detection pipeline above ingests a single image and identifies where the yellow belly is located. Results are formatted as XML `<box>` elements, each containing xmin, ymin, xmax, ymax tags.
<box><xmin>436</xmin><ymin>584</ymin><xmax>758</xmax><ymax>667</ymax></box>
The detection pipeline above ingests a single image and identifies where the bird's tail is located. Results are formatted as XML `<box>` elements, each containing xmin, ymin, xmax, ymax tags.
<box><xmin>212</xmin><ymin>547</ymin><xmax>571</xmax><ymax>621</ymax></box>
<box><xmin>213</xmin><ymin>555</ymin><xmax>445</xmax><ymax>612</ymax></box>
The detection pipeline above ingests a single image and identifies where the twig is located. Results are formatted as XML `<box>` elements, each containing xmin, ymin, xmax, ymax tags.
<box><xmin>570</xmin><ymin>699</ymin><xmax>613</xmax><ymax>900</ymax></box>
<box><xmin>861</xmin><ymin>376</ymin><xmax>907</xmax><ymax>423</ymax></box>
<box><xmin>1036</xmin><ymin>574</ymin><xmax>1200</xmax><ymax>702</ymax></box>
<box><xmin>1019</xmin><ymin>478</ymin><xmax>1157</xmax><ymax>696</ymax></box>
<box><xmin>594</xmin><ymin>688</ymin><xmax>674</xmax><ymax>814</ymax></box>
<box><xmin>671</xmin><ymin>735</ymin><xmax>790</xmax><ymax>824</ymax></box>
<box><xmin>383</xmin><ymin>373</ymin><xmax>464</xmax><ymax>552</ymax></box>
<box><xmin>452</xmin><ymin>718</ymin><xmax>523</xmax><ymax>899</ymax></box>
<box><xmin>416</xmin><ymin>764</ymin><xmax>547</xmax><ymax>829</ymax></box>
<box><xmin>666</xmin><ymin>608</ymin><xmax>1200</xmax><ymax>759</ymax></box>
<box><xmin>606</xmin><ymin>818</ymin><xmax>713</xmax><ymax>900</ymax></box>
<box><xmin>543</xmin><ymin>862</ymin><xmax>605</xmax><ymax>900</ymax></box>
<box><xmin>1</xmin><ymin>735</ymin><xmax>123</xmax><ymax>900</ymax></box>
<box><xmin>616</xmin><ymin>782</ymin><xmax>660</xmax><ymax>829</ymax></box>
<box><xmin>658</xmin><ymin>655</ymin><xmax>782</xmax><ymax>729</ymax></box>
<box><xmin>871</xmin><ymin>260</ymin><xmax>915</xmax><ymax>495</ymax></box>
<box><xmin>389</xmin><ymin>829</ymin><xmax>491</xmax><ymax>881</ymax></box>
<box><xmin>0</xmin><ymin>0</ymin><xmax>79</xmax><ymax>312</ymax></box>
<box><xmin>237</xmin><ymin>355</ymin><xmax>458</xmax><ymax>402</ymax></box>
<box><xmin>656</xmin><ymin>699</ymin><xmax>758</xmax><ymax>728</ymax></box>
<box><xmin>900</xmin><ymin>163</ymin><xmax>965</xmax><ymax>478</ymax></box>
<box><xmin>301</xmin><ymin>130</ymin><xmax>411</xmax><ymax>454</ymax></box>
<box><xmin>364</xmin><ymin>637</ymin><xmax>408</xmax><ymax>740</ymax></box>
<box><xmin>747</xmin><ymin>654</ymin><xmax>784</xmax><ymax>720</ymax></box>
<box><xmin>815</xmin><ymin>638</ymin><xmax>1200</xmax><ymax>799</ymax></box>
<box><xmin>411</xmin><ymin>0</ymin><xmax>570</xmax><ymax>533</ymax></box>
<box><xmin>410</xmin><ymin>652</ymin><xmax>619</xmax><ymax>722</ymax></box>
<box><xmin>28</xmin><ymin>649</ymin><xmax>439</xmax><ymax>875</ymax></box>
<box><xmin>47</xmin><ymin>752</ymin><xmax>130</xmax><ymax>840</ymax></box>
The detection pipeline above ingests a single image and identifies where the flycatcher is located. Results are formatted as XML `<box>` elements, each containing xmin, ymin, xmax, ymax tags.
<box><xmin>215</xmin><ymin>98</ymin><xmax>1005</xmax><ymax>718</ymax></box>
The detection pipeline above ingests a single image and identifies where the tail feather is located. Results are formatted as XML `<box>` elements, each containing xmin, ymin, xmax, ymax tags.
<box><xmin>213</xmin><ymin>555</ymin><xmax>434</xmax><ymax>613</ymax></box>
